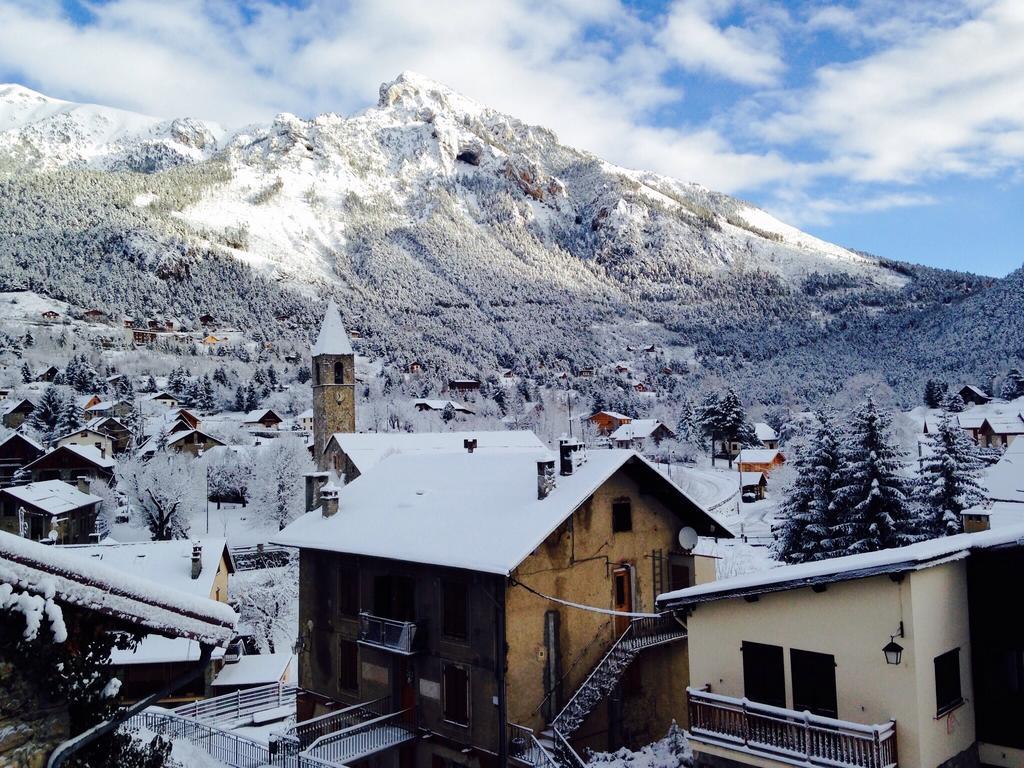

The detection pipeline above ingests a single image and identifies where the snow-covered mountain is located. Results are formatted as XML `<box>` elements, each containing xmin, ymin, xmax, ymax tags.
<box><xmin>0</xmin><ymin>73</ymin><xmax>1007</xmax><ymax>403</ymax></box>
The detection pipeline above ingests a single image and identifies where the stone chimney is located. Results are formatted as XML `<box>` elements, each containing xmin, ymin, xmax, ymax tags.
<box><xmin>559</xmin><ymin>437</ymin><xmax>585</xmax><ymax>476</ymax></box>
<box><xmin>537</xmin><ymin>457</ymin><xmax>556</xmax><ymax>500</ymax></box>
<box><xmin>464</xmin><ymin>438</ymin><xmax>478</xmax><ymax>454</ymax></box>
<box><xmin>76</xmin><ymin>476</ymin><xmax>90</xmax><ymax>495</ymax></box>
<box><xmin>321</xmin><ymin>480</ymin><xmax>341</xmax><ymax>518</ymax></box>
<box><xmin>190</xmin><ymin>542</ymin><xmax>203</xmax><ymax>580</ymax></box>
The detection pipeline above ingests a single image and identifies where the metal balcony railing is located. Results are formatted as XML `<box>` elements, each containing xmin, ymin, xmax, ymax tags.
<box><xmin>358</xmin><ymin>612</ymin><xmax>424</xmax><ymax>654</ymax></box>
<box><xmin>687</xmin><ymin>688</ymin><xmax>898</xmax><ymax>768</ymax></box>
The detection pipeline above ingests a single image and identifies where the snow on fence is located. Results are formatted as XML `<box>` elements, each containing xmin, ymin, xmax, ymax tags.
<box><xmin>285</xmin><ymin>695</ymin><xmax>391</xmax><ymax>748</ymax></box>
<box><xmin>687</xmin><ymin>688</ymin><xmax>897</xmax><ymax>768</ymax></box>
<box><xmin>171</xmin><ymin>681</ymin><xmax>297</xmax><ymax>726</ymax></box>
<box><xmin>303</xmin><ymin>708</ymin><xmax>417</xmax><ymax>764</ymax></box>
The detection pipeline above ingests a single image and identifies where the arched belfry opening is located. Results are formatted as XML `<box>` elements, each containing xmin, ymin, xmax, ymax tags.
<box><xmin>334</xmin><ymin>360</ymin><xmax>344</xmax><ymax>384</ymax></box>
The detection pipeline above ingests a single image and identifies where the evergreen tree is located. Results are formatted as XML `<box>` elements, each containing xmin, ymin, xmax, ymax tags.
<box><xmin>20</xmin><ymin>361</ymin><xmax>32</xmax><ymax>383</ymax></box>
<box><xmin>773</xmin><ymin>412</ymin><xmax>845</xmax><ymax>563</ymax></box>
<box><xmin>917</xmin><ymin>415</ymin><xmax>987</xmax><ymax>536</ymax></box>
<box><xmin>233</xmin><ymin>385</ymin><xmax>246</xmax><ymax>412</ymax></box>
<box><xmin>144</xmin><ymin>375</ymin><xmax>158</xmax><ymax>393</ymax></box>
<box><xmin>442</xmin><ymin>402</ymin><xmax>456</xmax><ymax>423</ymax></box>
<box><xmin>831</xmin><ymin>397</ymin><xmax>922</xmax><ymax>554</ymax></box>
<box><xmin>27</xmin><ymin>386</ymin><xmax>66</xmax><ymax>442</ymax></box>
<box><xmin>266</xmin><ymin>364</ymin><xmax>279</xmax><ymax>389</ymax></box>
<box><xmin>244</xmin><ymin>381</ymin><xmax>260</xmax><ymax>412</ymax></box>
<box><xmin>923</xmin><ymin>379</ymin><xmax>947</xmax><ymax>408</ymax></box>
<box><xmin>296</xmin><ymin>364</ymin><xmax>311</xmax><ymax>384</ymax></box>
<box><xmin>198</xmin><ymin>375</ymin><xmax>215</xmax><ymax>412</ymax></box>
<box><xmin>55</xmin><ymin>394</ymin><xmax>83</xmax><ymax>438</ymax></box>
<box><xmin>22</xmin><ymin>330</ymin><xmax>33</xmax><ymax>348</ymax></box>
<box><xmin>1000</xmin><ymin>368</ymin><xmax>1024</xmax><ymax>400</ymax></box>
<box><xmin>944</xmin><ymin>392</ymin><xmax>966</xmax><ymax>413</ymax></box>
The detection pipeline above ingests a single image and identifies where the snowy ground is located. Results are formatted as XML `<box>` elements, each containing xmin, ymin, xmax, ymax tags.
<box><xmin>110</xmin><ymin>502</ymin><xmax>282</xmax><ymax>547</ymax></box>
<box><xmin>588</xmin><ymin>722</ymin><xmax>692</xmax><ymax>768</ymax></box>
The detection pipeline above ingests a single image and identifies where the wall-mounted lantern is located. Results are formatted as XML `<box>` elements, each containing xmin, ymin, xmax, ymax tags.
<box><xmin>883</xmin><ymin>621</ymin><xmax>905</xmax><ymax>665</ymax></box>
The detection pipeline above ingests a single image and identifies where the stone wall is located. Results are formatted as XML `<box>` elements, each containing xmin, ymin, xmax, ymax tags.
<box><xmin>0</xmin><ymin>660</ymin><xmax>69</xmax><ymax>768</ymax></box>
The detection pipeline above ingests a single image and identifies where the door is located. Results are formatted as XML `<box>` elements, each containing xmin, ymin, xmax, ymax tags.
<box><xmin>612</xmin><ymin>565</ymin><xmax>633</xmax><ymax>636</ymax></box>
<box><xmin>394</xmin><ymin>657</ymin><xmax>416</xmax><ymax>713</ymax></box>
<box><xmin>790</xmin><ymin>649</ymin><xmax>838</xmax><ymax>717</ymax></box>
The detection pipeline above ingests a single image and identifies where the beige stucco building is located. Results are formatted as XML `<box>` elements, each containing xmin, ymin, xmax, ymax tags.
<box><xmin>659</xmin><ymin>526</ymin><xmax>1024</xmax><ymax>768</ymax></box>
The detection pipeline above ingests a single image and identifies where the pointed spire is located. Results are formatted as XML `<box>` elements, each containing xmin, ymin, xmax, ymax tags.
<box><xmin>311</xmin><ymin>300</ymin><xmax>353</xmax><ymax>356</ymax></box>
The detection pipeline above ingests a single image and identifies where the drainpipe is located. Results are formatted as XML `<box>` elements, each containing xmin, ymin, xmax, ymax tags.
<box><xmin>47</xmin><ymin>643</ymin><xmax>215</xmax><ymax>768</ymax></box>
<box><xmin>497</xmin><ymin>575</ymin><xmax>508</xmax><ymax>768</ymax></box>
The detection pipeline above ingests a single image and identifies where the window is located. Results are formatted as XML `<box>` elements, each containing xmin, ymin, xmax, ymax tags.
<box><xmin>333</xmin><ymin>360</ymin><xmax>344</xmax><ymax>384</ymax></box>
<box><xmin>668</xmin><ymin>556</ymin><xmax>691</xmax><ymax>591</ymax></box>
<box><xmin>935</xmin><ymin>648</ymin><xmax>963</xmax><ymax>715</ymax></box>
<box><xmin>338</xmin><ymin>638</ymin><xmax>359</xmax><ymax>691</ymax></box>
<box><xmin>612</xmin><ymin>498</ymin><xmax>632</xmax><ymax>533</ymax></box>
<box><xmin>742</xmin><ymin>642</ymin><xmax>786</xmax><ymax>708</ymax></box>
<box><xmin>442</xmin><ymin>664</ymin><xmax>470</xmax><ymax>725</ymax></box>
<box><xmin>338</xmin><ymin>567</ymin><xmax>359</xmax><ymax>617</ymax></box>
<box><xmin>442</xmin><ymin>580</ymin><xmax>469</xmax><ymax>640</ymax></box>
<box><xmin>373</xmin><ymin>574</ymin><xmax>415</xmax><ymax>621</ymax></box>
<box><xmin>791</xmin><ymin>649</ymin><xmax>838</xmax><ymax>717</ymax></box>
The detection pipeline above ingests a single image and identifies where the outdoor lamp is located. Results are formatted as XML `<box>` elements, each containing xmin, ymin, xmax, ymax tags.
<box><xmin>883</xmin><ymin>621</ymin><xmax>905</xmax><ymax>664</ymax></box>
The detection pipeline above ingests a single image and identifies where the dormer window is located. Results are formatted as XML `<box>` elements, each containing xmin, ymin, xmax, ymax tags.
<box><xmin>612</xmin><ymin>498</ymin><xmax>632</xmax><ymax>533</ymax></box>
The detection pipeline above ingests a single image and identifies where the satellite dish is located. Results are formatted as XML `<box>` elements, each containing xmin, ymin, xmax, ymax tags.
<box><xmin>678</xmin><ymin>526</ymin><xmax>698</xmax><ymax>551</ymax></box>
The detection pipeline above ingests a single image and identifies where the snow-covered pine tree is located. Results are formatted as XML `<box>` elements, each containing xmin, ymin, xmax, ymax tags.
<box><xmin>20</xmin><ymin>361</ymin><xmax>32</xmax><ymax>383</ymax></box>
<box><xmin>251</xmin><ymin>436</ymin><xmax>313</xmax><ymax>530</ymax></box>
<box><xmin>923</xmin><ymin>379</ymin><xmax>947</xmax><ymax>408</ymax></box>
<box><xmin>831</xmin><ymin>397</ymin><xmax>922</xmax><ymax>554</ymax></box>
<box><xmin>1000</xmin><ymin>367</ymin><xmax>1024</xmax><ymax>400</ymax></box>
<box><xmin>773</xmin><ymin>411</ymin><xmax>845</xmax><ymax>563</ymax></box>
<box><xmin>27</xmin><ymin>386</ymin><xmax>66</xmax><ymax>443</ymax></box>
<box><xmin>917</xmin><ymin>414</ymin><xmax>987</xmax><ymax>536</ymax></box>
<box><xmin>944</xmin><ymin>392</ymin><xmax>966</xmax><ymax>413</ymax></box>
<box><xmin>233</xmin><ymin>384</ymin><xmax>246</xmax><ymax>412</ymax></box>
<box><xmin>54</xmin><ymin>394</ymin><xmax>83</xmax><ymax>438</ymax></box>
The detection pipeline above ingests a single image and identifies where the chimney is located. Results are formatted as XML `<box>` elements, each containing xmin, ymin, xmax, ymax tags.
<box><xmin>191</xmin><ymin>542</ymin><xmax>202</xmax><ymax>580</ymax></box>
<box><xmin>100</xmin><ymin>446</ymin><xmax>106</xmax><ymax>460</ymax></box>
<box><xmin>464</xmin><ymin>438</ymin><xmax>478</xmax><ymax>454</ymax></box>
<box><xmin>321</xmin><ymin>480</ymin><xmax>340</xmax><ymax>518</ymax></box>
<box><xmin>537</xmin><ymin>457</ymin><xmax>556</xmax><ymax>500</ymax></box>
<box><xmin>76</xmin><ymin>476</ymin><xmax>90</xmax><ymax>495</ymax></box>
<box><xmin>559</xmin><ymin>437</ymin><xmax>585</xmax><ymax>476</ymax></box>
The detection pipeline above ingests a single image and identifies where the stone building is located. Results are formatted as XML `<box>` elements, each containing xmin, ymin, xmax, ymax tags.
<box><xmin>311</xmin><ymin>300</ymin><xmax>356</xmax><ymax>468</ymax></box>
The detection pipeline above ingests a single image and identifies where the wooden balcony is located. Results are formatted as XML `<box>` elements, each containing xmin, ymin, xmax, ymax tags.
<box><xmin>358</xmin><ymin>612</ymin><xmax>424</xmax><ymax>655</ymax></box>
<box><xmin>687</xmin><ymin>688</ymin><xmax>897</xmax><ymax>768</ymax></box>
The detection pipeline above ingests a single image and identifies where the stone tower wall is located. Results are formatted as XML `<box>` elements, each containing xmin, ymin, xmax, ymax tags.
<box><xmin>312</xmin><ymin>353</ymin><xmax>355</xmax><ymax>469</ymax></box>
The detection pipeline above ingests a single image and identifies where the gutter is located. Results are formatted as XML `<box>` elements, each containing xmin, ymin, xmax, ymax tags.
<box><xmin>47</xmin><ymin>643</ymin><xmax>215</xmax><ymax>768</ymax></box>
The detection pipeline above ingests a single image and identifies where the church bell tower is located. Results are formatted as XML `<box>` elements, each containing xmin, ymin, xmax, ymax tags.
<box><xmin>311</xmin><ymin>300</ymin><xmax>355</xmax><ymax>471</ymax></box>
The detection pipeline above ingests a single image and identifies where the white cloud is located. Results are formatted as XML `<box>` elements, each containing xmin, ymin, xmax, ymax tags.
<box><xmin>658</xmin><ymin>0</ymin><xmax>784</xmax><ymax>86</ymax></box>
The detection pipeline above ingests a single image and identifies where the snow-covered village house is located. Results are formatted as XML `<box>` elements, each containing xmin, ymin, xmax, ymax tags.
<box><xmin>0</xmin><ymin>532</ymin><xmax>236</xmax><ymax>766</ymax></box>
<box><xmin>659</xmin><ymin>526</ymin><xmax>1024</xmax><ymax>768</ymax></box>
<box><xmin>0</xmin><ymin>431</ymin><xmax>43</xmax><ymax>486</ymax></box>
<box><xmin>56</xmin><ymin>426</ymin><xmax>117</xmax><ymax>459</ymax></box>
<box><xmin>609</xmin><ymin>419</ymin><xmax>676</xmax><ymax>448</ymax></box>
<box><xmin>275</xmin><ymin>303</ymin><xmax>732</xmax><ymax>768</ymax></box>
<box><xmin>63</xmin><ymin>538</ymin><xmax>236</xmax><ymax>704</ymax></box>
<box><xmin>753</xmin><ymin>422</ymin><xmax>780</xmax><ymax>449</ymax></box>
<box><xmin>0</xmin><ymin>479</ymin><xmax>101</xmax><ymax>544</ymax></box>
<box><xmin>23</xmin><ymin>443</ymin><xmax>115</xmax><ymax>484</ymax></box>
<box><xmin>977</xmin><ymin>415</ymin><xmax>1024</xmax><ymax>449</ymax></box>
<box><xmin>735</xmin><ymin>448</ymin><xmax>786</xmax><ymax>474</ymax></box>
<box><xmin>585</xmin><ymin>410</ymin><xmax>633</xmax><ymax>436</ymax></box>
<box><xmin>1</xmin><ymin>397</ymin><xmax>35</xmax><ymax>429</ymax></box>
<box><xmin>959</xmin><ymin>385</ymin><xmax>992</xmax><ymax>407</ymax></box>
<box><xmin>166</xmin><ymin>428</ymin><xmax>226</xmax><ymax>457</ymax></box>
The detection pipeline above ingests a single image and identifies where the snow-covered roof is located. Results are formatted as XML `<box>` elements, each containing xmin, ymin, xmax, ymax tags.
<box><xmin>588</xmin><ymin>410</ymin><xmax>631</xmax><ymax>421</ymax></box>
<box><xmin>0</xmin><ymin>531</ymin><xmax>236</xmax><ymax>645</ymax></box>
<box><xmin>63</xmin><ymin>538</ymin><xmax>231</xmax><ymax>600</ymax></box>
<box><xmin>736</xmin><ymin>448</ymin><xmax>782</xmax><ymax>464</ymax></box>
<box><xmin>983</xmin><ymin>439</ymin><xmax>1024</xmax><ymax>502</ymax></box>
<box><xmin>753</xmin><ymin>422</ymin><xmax>778</xmax><ymax>442</ymax></box>
<box><xmin>1</xmin><ymin>480</ymin><xmax>101</xmax><ymax>515</ymax></box>
<box><xmin>609</xmin><ymin>419</ymin><xmax>670</xmax><ymax>441</ymax></box>
<box><xmin>658</xmin><ymin>524</ymin><xmax>1024</xmax><ymax>609</ymax></box>
<box><xmin>327</xmin><ymin>429</ymin><xmax>546</xmax><ymax>475</ymax></box>
<box><xmin>273</xmin><ymin>448</ymin><xmax>729</xmax><ymax>575</ymax></box>
<box><xmin>1</xmin><ymin>398</ymin><xmax>34</xmax><ymax>416</ymax></box>
<box><xmin>297</xmin><ymin>409</ymin><xmax>313</xmax><ymax>419</ymax></box>
<box><xmin>311</xmin><ymin>300</ymin><xmax>353</xmax><ymax>356</ymax></box>
<box><xmin>212</xmin><ymin>653</ymin><xmax>294</xmax><ymax>688</ymax></box>
<box><xmin>110</xmin><ymin>635</ymin><xmax>228</xmax><ymax>666</ymax></box>
<box><xmin>244</xmin><ymin>408</ymin><xmax>282</xmax><ymax>422</ymax></box>
<box><xmin>0</xmin><ymin>431</ymin><xmax>43</xmax><ymax>452</ymax></box>
<box><xmin>960</xmin><ymin>385</ymin><xmax>991</xmax><ymax>399</ymax></box>
<box><xmin>414</xmin><ymin>399</ymin><xmax>473</xmax><ymax>413</ymax></box>
<box><xmin>166</xmin><ymin>429</ymin><xmax>224</xmax><ymax>447</ymax></box>
<box><xmin>740</xmin><ymin>471</ymin><xmax>766</xmax><ymax>486</ymax></box>
<box><xmin>52</xmin><ymin>443</ymin><xmax>116</xmax><ymax>468</ymax></box>
<box><xmin>982</xmin><ymin>415</ymin><xmax>1024</xmax><ymax>434</ymax></box>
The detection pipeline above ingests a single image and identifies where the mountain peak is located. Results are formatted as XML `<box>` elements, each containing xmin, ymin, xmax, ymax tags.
<box><xmin>378</xmin><ymin>71</ymin><xmax>487</xmax><ymax>120</ymax></box>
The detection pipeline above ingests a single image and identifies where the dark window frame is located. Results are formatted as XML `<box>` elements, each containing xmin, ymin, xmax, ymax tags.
<box><xmin>935</xmin><ymin>648</ymin><xmax>964</xmax><ymax>716</ymax></box>
<box><xmin>338</xmin><ymin>638</ymin><xmax>359</xmax><ymax>692</ymax></box>
<box><xmin>790</xmin><ymin>648</ymin><xmax>838</xmax><ymax>718</ymax></box>
<box><xmin>612</xmin><ymin>497</ymin><xmax>633</xmax><ymax>533</ymax></box>
<box><xmin>337</xmin><ymin>566</ymin><xmax>359</xmax><ymax>617</ymax></box>
<box><xmin>742</xmin><ymin>641</ymin><xmax>786</xmax><ymax>708</ymax></box>
<box><xmin>441</xmin><ymin>579</ymin><xmax>469</xmax><ymax>641</ymax></box>
<box><xmin>442</xmin><ymin>662</ymin><xmax>471</xmax><ymax>727</ymax></box>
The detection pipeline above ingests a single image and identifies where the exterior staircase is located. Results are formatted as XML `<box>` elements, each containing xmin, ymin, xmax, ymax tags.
<box><xmin>512</xmin><ymin>615</ymin><xmax>687</xmax><ymax>768</ymax></box>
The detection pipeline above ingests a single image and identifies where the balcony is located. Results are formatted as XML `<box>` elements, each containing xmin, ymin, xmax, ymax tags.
<box><xmin>358</xmin><ymin>612</ymin><xmax>424</xmax><ymax>655</ymax></box>
<box><xmin>687</xmin><ymin>688</ymin><xmax>897</xmax><ymax>768</ymax></box>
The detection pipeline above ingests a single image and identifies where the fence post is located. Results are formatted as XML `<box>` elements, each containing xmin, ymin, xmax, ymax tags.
<box><xmin>804</xmin><ymin>711</ymin><xmax>812</xmax><ymax>762</ymax></box>
<box><xmin>872</xmin><ymin>727</ymin><xmax>881</xmax><ymax>768</ymax></box>
<box><xmin>741</xmin><ymin>699</ymin><xmax>749</xmax><ymax>746</ymax></box>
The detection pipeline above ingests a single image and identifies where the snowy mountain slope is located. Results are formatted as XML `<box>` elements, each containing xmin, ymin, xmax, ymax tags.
<box><xmin>0</xmin><ymin>73</ymin><xmax>1005</xmax><ymax>403</ymax></box>
<box><xmin>0</xmin><ymin>83</ymin><xmax>223</xmax><ymax>172</ymax></box>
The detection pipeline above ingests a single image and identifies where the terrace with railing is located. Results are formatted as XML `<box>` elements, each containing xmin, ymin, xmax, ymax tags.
<box><xmin>172</xmin><ymin>681</ymin><xmax>297</xmax><ymax>728</ymax></box>
<box><xmin>358</xmin><ymin>611</ymin><xmax>425</xmax><ymax>654</ymax></box>
<box><xmin>687</xmin><ymin>688</ymin><xmax>898</xmax><ymax>768</ymax></box>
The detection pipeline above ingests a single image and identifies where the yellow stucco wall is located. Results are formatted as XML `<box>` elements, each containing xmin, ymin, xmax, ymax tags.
<box><xmin>504</xmin><ymin>468</ymin><xmax>696</xmax><ymax>741</ymax></box>
<box><xmin>211</xmin><ymin>553</ymin><xmax>230</xmax><ymax>602</ymax></box>
<box><xmin>685</xmin><ymin>561</ymin><xmax>976</xmax><ymax>768</ymax></box>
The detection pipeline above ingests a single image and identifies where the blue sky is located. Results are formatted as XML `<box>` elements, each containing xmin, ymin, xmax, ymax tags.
<box><xmin>0</xmin><ymin>0</ymin><xmax>1021</xmax><ymax>277</ymax></box>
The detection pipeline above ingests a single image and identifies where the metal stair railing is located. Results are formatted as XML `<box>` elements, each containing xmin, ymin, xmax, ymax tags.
<box><xmin>285</xmin><ymin>696</ymin><xmax>391</xmax><ymax>749</ymax></box>
<box><xmin>551</xmin><ymin>615</ymin><xmax>686</xmax><ymax>739</ymax></box>
<box><xmin>171</xmin><ymin>681</ymin><xmax>297</xmax><ymax>726</ymax></box>
<box><xmin>507</xmin><ymin>723</ymin><xmax>560</xmax><ymax>768</ymax></box>
<box><xmin>302</xmin><ymin>708</ymin><xmax>417</xmax><ymax>764</ymax></box>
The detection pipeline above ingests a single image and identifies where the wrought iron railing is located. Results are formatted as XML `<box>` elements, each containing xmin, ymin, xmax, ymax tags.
<box><xmin>507</xmin><ymin>723</ymin><xmax>559</xmax><ymax>768</ymax></box>
<box><xmin>286</xmin><ymin>696</ymin><xmax>391</xmax><ymax>748</ymax></box>
<box><xmin>687</xmin><ymin>688</ymin><xmax>898</xmax><ymax>768</ymax></box>
<box><xmin>303</xmin><ymin>708</ymin><xmax>417</xmax><ymax>763</ymax></box>
<box><xmin>171</xmin><ymin>681</ymin><xmax>297</xmax><ymax>726</ymax></box>
<box><xmin>358</xmin><ymin>612</ymin><xmax>424</xmax><ymax>654</ymax></box>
